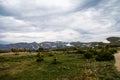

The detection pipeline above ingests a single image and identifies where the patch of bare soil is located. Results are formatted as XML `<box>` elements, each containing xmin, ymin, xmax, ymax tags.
<box><xmin>114</xmin><ymin>51</ymin><xmax>120</xmax><ymax>71</ymax></box>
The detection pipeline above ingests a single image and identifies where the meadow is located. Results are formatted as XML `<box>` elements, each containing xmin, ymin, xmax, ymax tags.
<box><xmin>0</xmin><ymin>49</ymin><xmax>120</xmax><ymax>80</ymax></box>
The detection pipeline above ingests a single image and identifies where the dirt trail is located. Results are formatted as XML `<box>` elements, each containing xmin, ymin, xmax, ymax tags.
<box><xmin>114</xmin><ymin>51</ymin><xmax>120</xmax><ymax>71</ymax></box>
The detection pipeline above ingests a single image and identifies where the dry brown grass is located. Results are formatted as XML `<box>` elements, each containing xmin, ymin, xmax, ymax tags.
<box><xmin>0</xmin><ymin>52</ymin><xmax>36</xmax><ymax>57</ymax></box>
<box><xmin>114</xmin><ymin>51</ymin><xmax>120</xmax><ymax>71</ymax></box>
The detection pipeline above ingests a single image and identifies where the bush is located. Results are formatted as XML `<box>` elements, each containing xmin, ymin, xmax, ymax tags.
<box><xmin>11</xmin><ymin>48</ymin><xmax>26</xmax><ymax>52</ymax></box>
<box><xmin>95</xmin><ymin>50</ymin><xmax>114</xmax><ymax>61</ymax></box>
<box><xmin>36</xmin><ymin>52</ymin><xmax>44</xmax><ymax>62</ymax></box>
<box><xmin>88</xmin><ymin>49</ymin><xmax>98</xmax><ymax>55</ymax></box>
<box><xmin>52</xmin><ymin>57</ymin><xmax>60</xmax><ymax>64</ymax></box>
<box><xmin>76</xmin><ymin>49</ymin><xmax>85</xmax><ymax>54</ymax></box>
<box><xmin>109</xmin><ymin>49</ymin><xmax>117</xmax><ymax>54</ymax></box>
<box><xmin>84</xmin><ymin>52</ymin><xmax>94</xmax><ymax>59</ymax></box>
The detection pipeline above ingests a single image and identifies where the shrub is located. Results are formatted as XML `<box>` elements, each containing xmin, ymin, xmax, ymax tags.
<box><xmin>95</xmin><ymin>50</ymin><xmax>114</xmax><ymax>61</ymax></box>
<box><xmin>84</xmin><ymin>52</ymin><xmax>94</xmax><ymax>59</ymax></box>
<box><xmin>11</xmin><ymin>48</ymin><xmax>26</xmax><ymax>52</ymax></box>
<box><xmin>109</xmin><ymin>49</ymin><xmax>117</xmax><ymax>54</ymax></box>
<box><xmin>76</xmin><ymin>49</ymin><xmax>85</xmax><ymax>54</ymax></box>
<box><xmin>36</xmin><ymin>52</ymin><xmax>44</xmax><ymax>62</ymax></box>
<box><xmin>52</xmin><ymin>57</ymin><xmax>60</xmax><ymax>64</ymax></box>
<box><xmin>88</xmin><ymin>49</ymin><xmax>98</xmax><ymax>55</ymax></box>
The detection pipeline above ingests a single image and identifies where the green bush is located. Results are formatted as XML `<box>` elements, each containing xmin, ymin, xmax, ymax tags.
<box><xmin>95</xmin><ymin>50</ymin><xmax>114</xmax><ymax>61</ymax></box>
<box><xmin>36</xmin><ymin>52</ymin><xmax>44</xmax><ymax>62</ymax></box>
<box><xmin>11</xmin><ymin>48</ymin><xmax>26</xmax><ymax>52</ymax></box>
<box><xmin>109</xmin><ymin>49</ymin><xmax>117</xmax><ymax>54</ymax></box>
<box><xmin>84</xmin><ymin>52</ymin><xmax>93</xmax><ymax>59</ymax></box>
<box><xmin>52</xmin><ymin>57</ymin><xmax>60</xmax><ymax>64</ymax></box>
<box><xmin>88</xmin><ymin>49</ymin><xmax>98</xmax><ymax>55</ymax></box>
<box><xmin>76</xmin><ymin>49</ymin><xmax>85</xmax><ymax>54</ymax></box>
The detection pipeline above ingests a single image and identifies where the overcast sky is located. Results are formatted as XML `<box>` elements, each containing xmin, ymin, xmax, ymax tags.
<box><xmin>0</xmin><ymin>0</ymin><xmax>120</xmax><ymax>44</ymax></box>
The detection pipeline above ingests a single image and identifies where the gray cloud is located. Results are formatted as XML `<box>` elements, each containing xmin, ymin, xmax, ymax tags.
<box><xmin>75</xmin><ymin>0</ymin><xmax>102</xmax><ymax>11</ymax></box>
<box><xmin>0</xmin><ymin>5</ymin><xmax>11</xmax><ymax>16</ymax></box>
<box><xmin>0</xmin><ymin>0</ymin><xmax>120</xmax><ymax>43</ymax></box>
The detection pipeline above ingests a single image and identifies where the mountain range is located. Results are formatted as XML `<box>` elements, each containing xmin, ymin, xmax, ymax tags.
<box><xmin>0</xmin><ymin>37</ymin><xmax>120</xmax><ymax>50</ymax></box>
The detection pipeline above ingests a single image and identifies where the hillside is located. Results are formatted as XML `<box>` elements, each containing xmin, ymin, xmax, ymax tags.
<box><xmin>107</xmin><ymin>37</ymin><xmax>120</xmax><ymax>47</ymax></box>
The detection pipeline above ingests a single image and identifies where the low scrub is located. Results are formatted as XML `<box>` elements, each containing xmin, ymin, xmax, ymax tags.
<box><xmin>36</xmin><ymin>52</ymin><xmax>44</xmax><ymax>62</ymax></box>
<box><xmin>109</xmin><ymin>49</ymin><xmax>117</xmax><ymax>54</ymax></box>
<box><xmin>76</xmin><ymin>49</ymin><xmax>85</xmax><ymax>54</ymax></box>
<box><xmin>51</xmin><ymin>57</ymin><xmax>61</xmax><ymax>64</ymax></box>
<box><xmin>95</xmin><ymin>50</ymin><xmax>114</xmax><ymax>61</ymax></box>
<box><xmin>84</xmin><ymin>52</ymin><xmax>94</xmax><ymax>59</ymax></box>
<box><xmin>83</xmin><ymin>49</ymin><xmax>115</xmax><ymax>61</ymax></box>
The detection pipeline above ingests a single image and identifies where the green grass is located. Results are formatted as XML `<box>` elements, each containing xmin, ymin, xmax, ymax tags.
<box><xmin>0</xmin><ymin>52</ymin><xmax>120</xmax><ymax>80</ymax></box>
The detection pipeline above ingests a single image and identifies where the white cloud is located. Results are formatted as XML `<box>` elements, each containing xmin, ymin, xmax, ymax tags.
<box><xmin>0</xmin><ymin>16</ymin><xmax>36</xmax><ymax>32</ymax></box>
<box><xmin>0</xmin><ymin>29</ymin><xmax>80</xmax><ymax>43</ymax></box>
<box><xmin>0</xmin><ymin>0</ymin><xmax>120</xmax><ymax>43</ymax></box>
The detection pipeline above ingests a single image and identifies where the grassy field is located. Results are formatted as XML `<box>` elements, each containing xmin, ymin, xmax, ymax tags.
<box><xmin>0</xmin><ymin>51</ymin><xmax>120</xmax><ymax>80</ymax></box>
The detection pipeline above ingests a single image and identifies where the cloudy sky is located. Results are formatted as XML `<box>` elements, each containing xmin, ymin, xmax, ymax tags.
<box><xmin>0</xmin><ymin>0</ymin><xmax>120</xmax><ymax>44</ymax></box>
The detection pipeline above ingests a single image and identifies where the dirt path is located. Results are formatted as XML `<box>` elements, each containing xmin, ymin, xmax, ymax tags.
<box><xmin>114</xmin><ymin>51</ymin><xmax>120</xmax><ymax>71</ymax></box>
